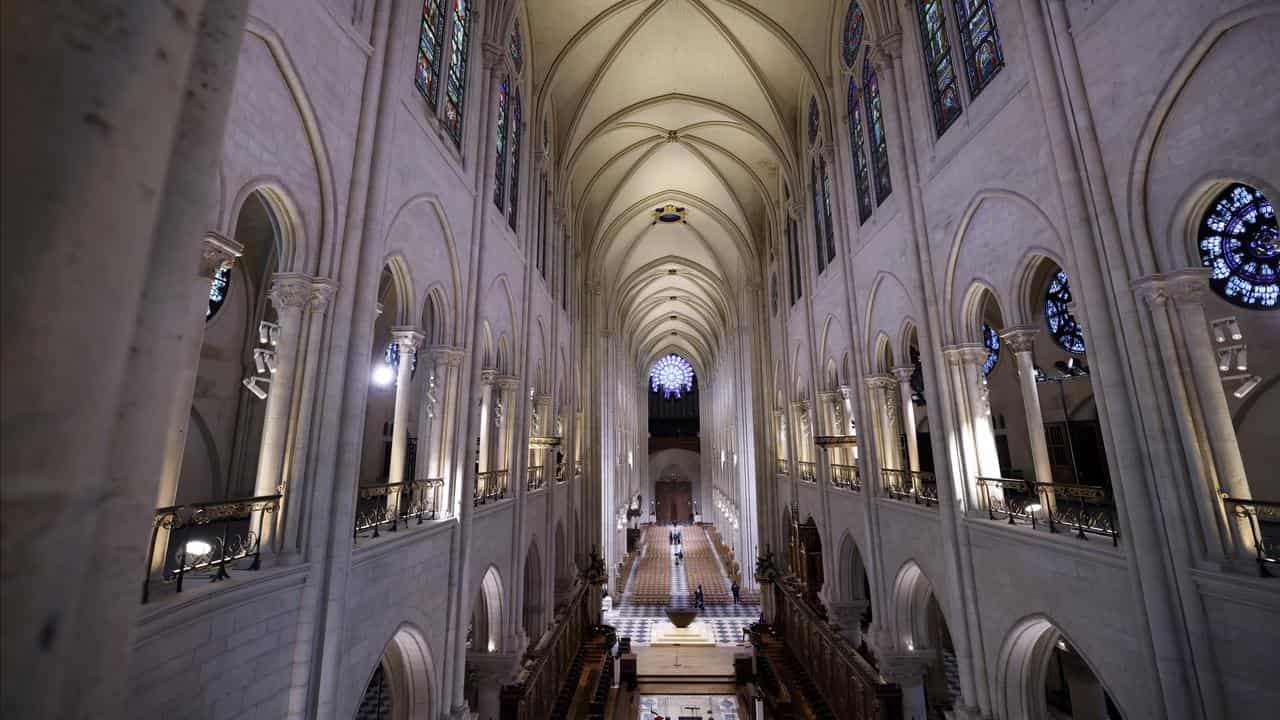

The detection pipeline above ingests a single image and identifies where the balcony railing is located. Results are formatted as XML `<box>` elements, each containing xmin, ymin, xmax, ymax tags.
<box><xmin>830</xmin><ymin>463</ymin><xmax>861</xmax><ymax>492</ymax></box>
<box><xmin>142</xmin><ymin>493</ymin><xmax>281</xmax><ymax>603</ymax></box>
<box><xmin>527</xmin><ymin>465</ymin><xmax>546</xmax><ymax>491</ymax></box>
<box><xmin>881</xmin><ymin>469</ymin><xmax>938</xmax><ymax>507</ymax></box>
<box><xmin>976</xmin><ymin>476</ymin><xmax>1119</xmax><ymax>546</ymax></box>
<box><xmin>475</xmin><ymin>469</ymin><xmax>509</xmax><ymax>506</ymax></box>
<box><xmin>500</xmin><ymin>583</ymin><xmax>590</xmax><ymax>720</ymax></box>
<box><xmin>797</xmin><ymin>461</ymin><xmax>817</xmax><ymax>483</ymax></box>
<box><xmin>1221</xmin><ymin>497</ymin><xmax>1279</xmax><ymax>577</ymax></box>
<box><xmin>777</xmin><ymin>458</ymin><xmax>789</xmax><ymax>476</ymax></box>
<box><xmin>353</xmin><ymin>478</ymin><xmax>444</xmax><ymax>541</ymax></box>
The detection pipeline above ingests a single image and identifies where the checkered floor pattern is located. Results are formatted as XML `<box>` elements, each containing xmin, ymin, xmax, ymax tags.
<box><xmin>608</xmin><ymin>532</ymin><xmax>759</xmax><ymax>646</ymax></box>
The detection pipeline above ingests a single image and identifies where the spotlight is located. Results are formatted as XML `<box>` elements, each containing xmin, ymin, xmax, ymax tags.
<box><xmin>1213</xmin><ymin>322</ymin><xmax>1227</xmax><ymax>344</ymax></box>
<box><xmin>242</xmin><ymin>376</ymin><xmax>269</xmax><ymax>399</ymax></box>
<box><xmin>184</xmin><ymin>539</ymin><xmax>212</xmax><ymax>557</ymax></box>
<box><xmin>1234</xmin><ymin>375</ymin><xmax>1262</xmax><ymax>399</ymax></box>
<box><xmin>258</xmin><ymin>321</ymin><xmax>280</xmax><ymax>346</ymax></box>
<box><xmin>372</xmin><ymin>364</ymin><xmax>395</xmax><ymax>387</ymax></box>
<box><xmin>1217</xmin><ymin>349</ymin><xmax>1233</xmax><ymax>373</ymax></box>
<box><xmin>1235</xmin><ymin>347</ymin><xmax>1248</xmax><ymax>372</ymax></box>
<box><xmin>1026</xmin><ymin>503</ymin><xmax>1043</xmax><ymax>513</ymax></box>
<box><xmin>254</xmin><ymin>349</ymin><xmax>269</xmax><ymax>374</ymax></box>
<box><xmin>1228</xmin><ymin>318</ymin><xmax>1243</xmax><ymax>341</ymax></box>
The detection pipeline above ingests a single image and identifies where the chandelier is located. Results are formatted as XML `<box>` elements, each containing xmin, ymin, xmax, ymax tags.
<box><xmin>650</xmin><ymin>353</ymin><xmax>695</xmax><ymax>399</ymax></box>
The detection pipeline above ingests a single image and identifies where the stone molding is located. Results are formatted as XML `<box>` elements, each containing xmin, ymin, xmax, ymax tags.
<box><xmin>199</xmin><ymin>233</ymin><xmax>243</xmax><ymax>279</ymax></box>
<box><xmin>269</xmin><ymin>273</ymin><xmax>314</xmax><ymax>309</ymax></box>
<box><xmin>999</xmin><ymin>324</ymin><xmax>1039</xmax><ymax>354</ymax></box>
<box><xmin>308</xmin><ymin>279</ymin><xmax>337</xmax><ymax>314</ymax></box>
<box><xmin>943</xmin><ymin>343</ymin><xmax>987</xmax><ymax>367</ymax></box>
<box><xmin>862</xmin><ymin>373</ymin><xmax>896</xmax><ymax>390</ymax></box>
<box><xmin>890</xmin><ymin>365</ymin><xmax>915</xmax><ymax>384</ymax></box>
<box><xmin>1133</xmin><ymin>268</ymin><xmax>1211</xmax><ymax>307</ymax></box>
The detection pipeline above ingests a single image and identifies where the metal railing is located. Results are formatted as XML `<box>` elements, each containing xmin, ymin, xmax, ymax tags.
<box><xmin>777</xmin><ymin>458</ymin><xmax>789</xmax><ymax>475</ymax></box>
<box><xmin>830</xmin><ymin>463</ymin><xmax>861</xmax><ymax>491</ymax></box>
<box><xmin>353</xmin><ymin>478</ymin><xmax>444</xmax><ymax>541</ymax></box>
<box><xmin>881</xmin><ymin>469</ymin><xmax>938</xmax><ymax>507</ymax></box>
<box><xmin>1221</xmin><ymin>497</ymin><xmax>1279</xmax><ymax>577</ymax></box>
<box><xmin>797</xmin><ymin>460</ymin><xmax>817</xmax><ymax>483</ymax></box>
<box><xmin>475</xmin><ymin>469</ymin><xmax>510</xmax><ymax>506</ymax></box>
<box><xmin>527</xmin><ymin>465</ymin><xmax>546</xmax><ymax>491</ymax></box>
<box><xmin>976</xmin><ymin>476</ymin><xmax>1119</xmax><ymax>545</ymax></box>
<box><xmin>142</xmin><ymin>493</ymin><xmax>281</xmax><ymax>603</ymax></box>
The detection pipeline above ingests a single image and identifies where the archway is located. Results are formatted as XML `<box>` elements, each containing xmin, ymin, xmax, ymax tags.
<box><xmin>355</xmin><ymin>624</ymin><xmax>436</xmax><ymax>720</ymax></box>
<box><xmin>892</xmin><ymin>562</ymin><xmax>958</xmax><ymax>718</ymax></box>
<box><xmin>836</xmin><ymin>534</ymin><xmax>873</xmax><ymax>651</ymax></box>
<box><xmin>522</xmin><ymin>541</ymin><xmax>544</xmax><ymax>640</ymax></box>
<box><xmin>996</xmin><ymin>617</ymin><xmax>1124</xmax><ymax>719</ymax></box>
<box><xmin>469</xmin><ymin>566</ymin><xmax>504</xmax><ymax>654</ymax></box>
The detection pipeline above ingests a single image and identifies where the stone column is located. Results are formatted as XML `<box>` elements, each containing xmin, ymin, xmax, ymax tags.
<box><xmin>1000</xmin><ymin>326</ymin><xmax>1054</xmax><ymax>490</ymax></box>
<box><xmin>881</xmin><ymin>654</ymin><xmax>933</xmax><ymax>720</ymax></box>
<box><xmin>830</xmin><ymin>599</ymin><xmax>870</xmax><ymax>648</ymax></box>
<box><xmin>862</xmin><ymin>375</ymin><xmax>900</xmax><ymax>484</ymax></box>
<box><xmin>477</xmin><ymin>369</ymin><xmax>497</xmax><ymax>483</ymax></box>
<box><xmin>388</xmin><ymin>328</ymin><xmax>424</xmax><ymax>486</ymax></box>
<box><xmin>891</xmin><ymin>367</ymin><xmax>920</xmax><ymax>474</ymax></box>
<box><xmin>954</xmin><ymin>344</ymin><xmax>1002</xmax><ymax>481</ymax></box>
<box><xmin>253</xmin><ymin>274</ymin><xmax>312</xmax><ymax>508</ymax></box>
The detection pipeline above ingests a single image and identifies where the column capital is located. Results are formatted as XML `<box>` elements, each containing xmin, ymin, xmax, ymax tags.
<box><xmin>943</xmin><ymin>343</ymin><xmax>987</xmax><ymax>367</ymax></box>
<box><xmin>308</xmin><ymin>279</ymin><xmax>337</xmax><ymax>314</ymax></box>
<box><xmin>872</xmin><ymin>32</ymin><xmax>904</xmax><ymax>67</ymax></box>
<box><xmin>879</xmin><ymin>652</ymin><xmax>932</xmax><ymax>686</ymax></box>
<box><xmin>495</xmin><ymin>373</ymin><xmax>521</xmax><ymax>390</ymax></box>
<box><xmin>785</xmin><ymin>199</ymin><xmax>803</xmax><ymax>220</ymax></box>
<box><xmin>890</xmin><ymin>366</ymin><xmax>915</xmax><ymax>384</ymax></box>
<box><xmin>862</xmin><ymin>373</ymin><xmax>896</xmax><ymax>390</ymax></box>
<box><xmin>269</xmin><ymin>273</ymin><xmax>314</xmax><ymax>310</ymax></box>
<box><xmin>998</xmin><ymin>325</ymin><xmax>1039</xmax><ymax>354</ymax></box>
<box><xmin>481</xmin><ymin>41</ymin><xmax>506</xmax><ymax>70</ymax></box>
<box><xmin>1133</xmin><ymin>269</ymin><xmax>1211</xmax><ymax>307</ymax></box>
<box><xmin>391</xmin><ymin>326</ymin><xmax>425</xmax><ymax>352</ymax></box>
<box><xmin>481</xmin><ymin>368</ymin><xmax>499</xmax><ymax>385</ymax></box>
<box><xmin>199</xmin><ymin>233</ymin><xmax>243</xmax><ymax>279</ymax></box>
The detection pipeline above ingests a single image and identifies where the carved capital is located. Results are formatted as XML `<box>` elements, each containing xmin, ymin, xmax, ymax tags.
<box><xmin>879</xmin><ymin>652</ymin><xmax>932</xmax><ymax>687</ymax></box>
<box><xmin>1166</xmin><ymin>269</ymin><xmax>1211</xmax><ymax>305</ymax></box>
<box><xmin>309</xmin><ymin>279</ymin><xmax>337</xmax><ymax>314</ymax></box>
<box><xmin>269</xmin><ymin>273</ymin><xmax>313</xmax><ymax>310</ymax></box>
<box><xmin>481</xmin><ymin>368</ymin><xmax>499</xmax><ymax>385</ymax></box>
<box><xmin>872</xmin><ymin>32</ymin><xmax>904</xmax><ymax>67</ymax></box>
<box><xmin>391</xmin><ymin>327</ymin><xmax>425</xmax><ymax>354</ymax></box>
<box><xmin>495</xmin><ymin>373</ymin><xmax>521</xmax><ymax>391</ymax></box>
<box><xmin>481</xmin><ymin>41</ymin><xmax>505</xmax><ymax>70</ymax></box>
<box><xmin>890</xmin><ymin>366</ymin><xmax>915</xmax><ymax>384</ymax></box>
<box><xmin>786</xmin><ymin>200</ymin><xmax>803</xmax><ymax>220</ymax></box>
<box><xmin>862</xmin><ymin>374</ymin><xmax>896</xmax><ymax>391</ymax></box>
<box><xmin>199</xmin><ymin>233</ymin><xmax>243</xmax><ymax>279</ymax></box>
<box><xmin>943</xmin><ymin>343</ymin><xmax>986</xmax><ymax>367</ymax></box>
<box><xmin>998</xmin><ymin>325</ymin><xmax>1039</xmax><ymax>354</ymax></box>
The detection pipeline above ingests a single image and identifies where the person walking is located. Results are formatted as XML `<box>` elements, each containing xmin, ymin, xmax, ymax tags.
<box><xmin>731</xmin><ymin>581</ymin><xmax>740</xmax><ymax>604</ymax></box>
<box><xmin>695</xmin><ymin>584</ymin><xmax>705</xmax><ymax>609</ymax></box>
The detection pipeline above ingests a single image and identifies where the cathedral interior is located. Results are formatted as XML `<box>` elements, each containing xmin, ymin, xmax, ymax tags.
<box><xmin>2</xmin><ymin>1</ymin><xmax>1279</xmax><ymax>719</ymax></box>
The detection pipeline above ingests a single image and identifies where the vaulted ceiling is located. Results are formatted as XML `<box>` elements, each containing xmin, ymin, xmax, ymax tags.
<box><xmin>527</xmin><ymin>0</ymin><xmax>841</xmax><ymax>376</ymax></box>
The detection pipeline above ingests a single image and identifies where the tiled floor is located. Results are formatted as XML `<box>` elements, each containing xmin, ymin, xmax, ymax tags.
<box><xmin>608</xmin><ymin>527</ymin><xmax>759</xmax><ymax>646</ymax></box>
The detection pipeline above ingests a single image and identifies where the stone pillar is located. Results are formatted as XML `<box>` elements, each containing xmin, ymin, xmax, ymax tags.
<box><xmin>880</xmin><ymin>653</ymin><xmax>932</xmax><ymax>720</ymax></box>
<box><xmin>862</xmin><ymin>375</ymin><xmax>900</xmax><ymax>480</ymax></box>
<box><xmin>1000</xmin><ymin>326</ymin><xmax>1054</xmax><ymax>490</ymax></box>
<box><xmin>891</xmin><ymin>367</ymin><xmax>920</xmax><ymax>474</ymax></box>
<box><xmin>388</xmin><ymin>328</ymin><xmax>424</xmax><ymax>486</ymax></box>
<box><xmin>253</xmin><ymin>274</ymin><xmax>312</xmax><ymax>509</ymax></box>
<box><xmin>830</xmin><ymin>599</ymin><xmax>870</xmax><ymax>648</ymax></box>
<box><xmin>951</xmin><ymin>345</ymin><xmax>1002</xmax><ymax>483</ymax></box>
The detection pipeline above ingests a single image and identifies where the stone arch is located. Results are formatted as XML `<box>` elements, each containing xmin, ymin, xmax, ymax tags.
<box><xmin>380</xmin><ymin>254</ymin><xmax>415</xmax><ymax>326</ymax></box>
<box><xmin>357</xmin><ymin>623</ymin><xmax>438</xmax><ymax>720</ymax></box>
<box><xmin>837</xmin><ymin>531</ymin><xmax>870</xmax><ymax>605</ymax></box>
<box><xmin>522</xmin><ymin>539</ymin><xmax>544</xmax><ymax>639</ymax></box>
<box><xmin>994</xmin><ymin>615</ymin><xmax>1125</xmax><ymax>720</ymax></box>
<box><xmin>472</xmin><ymin>565</ymin><xmax>505</xmax><ymax>653</ymax></box>
<box><xmin>959</xmin><ymin>280</ymin><xmax>1006</xmax><ymax>345</ymax></box>
<box><xmin>873</xmin><ymin>331</ymin><xmax>894</xmax><ymax>374</ymax></box>
<box><xmin>421</xmin><ymin>285</ymin><xmax>451</xmax><ymax>347</ymax></box>
<box><xmin>891</xmin><ymin>560</ymin><xmax>945</xmax><ymax>652</ymax></box>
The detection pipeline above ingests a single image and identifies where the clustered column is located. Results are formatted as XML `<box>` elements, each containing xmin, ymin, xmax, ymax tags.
<box><xmin>388</xmin><ymin>328</ymin><xmax>424</xmax><ymax>486</ymax></box>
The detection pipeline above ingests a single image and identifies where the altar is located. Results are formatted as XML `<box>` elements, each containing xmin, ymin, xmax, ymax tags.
<box><xmin>649</xmin><ymin>619</ymin><xmax>717</xmax><ymax>646</ymax></box>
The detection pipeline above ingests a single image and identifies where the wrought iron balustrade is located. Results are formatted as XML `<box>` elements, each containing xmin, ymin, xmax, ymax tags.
<box><xmin>797</xmin><ymin>460</ymin><xmax>817</xmax><ymax>483</ymax></box>
<box><xmin>353</xmin><ymin>478</ymin><xmax>444</xmax><ymax>541</ymax></box>
<box><xmin>881</xmin><ymin>468</ymin><xmax>936</xmax><ymax>507</ymax></box>
<box><xmin>777</xmin><ymin>458</ymin><xmax>790</xmax><ymax>476</ymax></box>
<box><xmin>1221</xmin><ymin>497</ymin><xmax>1279</xmax><ymax>577</ymax></box>
<box><xmin>830</xmin><ymin>463</ymin><xmax>861</xmax><ymax>491</ymax></box>
<box><xmin>475</xmin><ymin>469</ymin><xmax>510</xmax><ymax>506</ymax></box>
<box><xmin>976</xmin><ymin>476</ymin><xmax>1118</xmax><ymax>545</ymax></box>
<box><xmin>527</xmin><ymin>465</ymin><xmax>546</xmax><ymax>491</ymax></box>
<box><xmin>142</xmin><ymin>493</ymin><xmax>281</xmax><ymax>603</ymax></box>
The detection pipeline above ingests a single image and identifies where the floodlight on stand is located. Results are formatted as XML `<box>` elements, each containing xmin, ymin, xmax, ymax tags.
<box><xmin>1234</xmin><ymin>375</ymin><xmax>1262</xmax><ymax>399</ymax></box>
<box><xmin>372</xmin><ymin>364</ymin><xmax>395</xmax><ymax>387</ymax></box>
<box><xmin>1235</xmin><ymin>347</ymin><xmax>1247</xmax><ymax>372</ymax></box>
<box><xmin>1026</xmin><ymin>502</ymin><xmax>1043</xmax><ymax>514</ymax></box>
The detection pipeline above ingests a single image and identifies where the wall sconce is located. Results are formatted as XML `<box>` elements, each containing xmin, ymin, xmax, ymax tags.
<box><xmin>1234</xmin><ymin>375</ymin><xmax>1262</xmax><ymax>399</ymax></box>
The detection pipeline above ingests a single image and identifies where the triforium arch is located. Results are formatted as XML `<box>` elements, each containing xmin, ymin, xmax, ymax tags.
<box><xmin>995</xmin><ymin>615</ymin><xmax>1125</xmax><ymax>720</ymax></box>
<box><xmin>353</xmin><ymin>623</ymin><xmax>438</xmax><ymax>720</ymax></box>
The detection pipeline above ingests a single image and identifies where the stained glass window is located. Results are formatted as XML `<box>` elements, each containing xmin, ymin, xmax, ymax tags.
<box><xmin>415</xmin><ymin>0</ymin><xmax>447</xmax><ymax>109</ymax></box>
<box><xmin>842</xmin><ymin>2</ymin><xmax>865</xmax><ymax>68</ymax></box>
<box><xmin>442</xmin><ymin>0</ymin><xmax>471</xmax><ymax>145</ymax></box>
<box><xmin>650</xmin><ymin>354</ymin><xmax>695</xmax><ymax>399</ymax></box>
<box><xmin>1045</xmin><ymin>270</ymin><xmax>1086</xmax><ymax>355</ymax></box>
<box><xmin>508</xmin><ymin>91</ymin><xmax>522</xmax><ymax>230</ymax></box>
<box><xmin>1198</xmin><ymin>183</ymin><xmax>1279</xmax><ymax>309</ymax></box>
<box><xmin>509</xmin><ymin>20</ymin><xmax>523</xmax><ymax>72</ymax></box>
<box><xmin>847</xmin><ymin>79</ymin><xmax>873</xmax><ymax>224</ymax></box>
<box><xmin>206</xmin><ymin>265</ymin><xmax>230</xmax><ymax>321</ymax></box>
<box><xmin>917</xmin><ymin>0</ymin><xmax>963</xmax><ymax>135</ymax></box>
<box><xmin>811</xmin><ymin>160</ymin><xmax>827</xmax><ymax>274</ymax></box>
<box><xmin>820</xmin><ymin>156</ymin><xmax>836</xmax><ymax>264</ymax></box>
<box><xmin>807</xmin><ymin>97</ymin><xmax>820</xmax><ymax>146</ymax></box>
<box><xmin>982</xmin><ymin>322</ymin><xmax>1000</xmax><ymax>376</ymax></box>
<box><xmin>863</xmin><ymin>56</ymin><xmax>892</xmax><ymax>204</ymax></box>
<box><xmin>493</xmin><ymin>77</ymin><xmax>509</xmax><ymax>210</ymax></box>
<box><xmin>953</xmin><ymin>0</ymin><xmax>1004</xmax><ymax>97</ymax></box>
